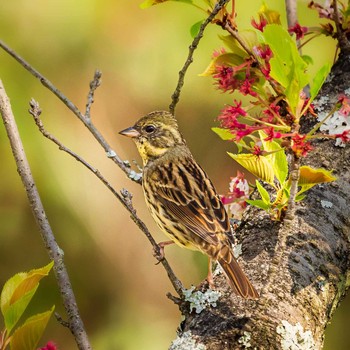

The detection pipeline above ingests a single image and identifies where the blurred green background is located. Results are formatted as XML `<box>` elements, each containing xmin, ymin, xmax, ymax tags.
<box><xmin>0</xmin><ymin>0</ymin><xmax>348</xmax><ymax>349</ymax></box>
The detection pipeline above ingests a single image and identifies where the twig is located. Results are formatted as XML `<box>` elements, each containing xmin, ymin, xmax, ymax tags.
<box><xmin>0</xmin><ymin>40</ymin><xmax>139</xmax><ymax>183</ymax></box>
<box><xmin>169</xmin><ymin>0</ymin><xmax>230</xmax><ymax>114</ymax></box>
<box><xmin>0</xmin><ymin>81</ymin><xmax>92</xmax><ymax>350</ymax></box>
<box><xmin>285</xmin><ymin>0</ymin><xmax>302</xmax><ymax>54</ymax></box>
<box><xmin>333</xmin><ymin>0</ymin><xmax>350</xmax><ymax>53</ymax></box>
<box><xmin>285</xmin><ymin>0</ymin><xmax>298</xmax><ymax>29</ymax></box>
<box><xmin>85</xmin><ymin>70</ymin><xmax>101</xmax><ymax>119</ymax></box>
<box><xmin>28</xmin><ymin>99</ymin><xmax>184</xmax><ymax>297</ymax></box>
<box><xmin>284</xmin><ymin>155</ymin><xmax>300</xmax><ymax>222</ymax></box>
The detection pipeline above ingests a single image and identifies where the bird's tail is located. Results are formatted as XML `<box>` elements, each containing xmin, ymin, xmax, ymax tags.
<box><xmin>217</xmin><ymin>245</ymin><xmax>259</xmax><ymax>299</ymax></box>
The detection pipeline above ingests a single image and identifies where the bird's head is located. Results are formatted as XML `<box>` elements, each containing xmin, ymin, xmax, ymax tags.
<box><xmin>119</xmin><ymin>111</ymin><xmax>185</xmax><ymax>164</ymax></box>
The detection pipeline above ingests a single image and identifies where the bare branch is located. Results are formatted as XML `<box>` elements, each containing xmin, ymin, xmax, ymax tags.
<box><xmin>0</xmin><ymin>81</ymin><xmax>92</xmax><ymax>350</ymax></box>
<box><xmin>0</xmin><ymin>40</ymin><xmax>139</xmax><ymax>183</ymax></box>
<box><xmin>28</xmin><ymin>99</ymin><xmax>184</xmax><ymax>297</ymax></box>
<box><xmin>285</xmin><ymin>0</ymin><xmax>298</xmax><ymax>28</ymax></box>
<box><xmin>85</xmin><ymin>69</ymin><xmax>102</xmax><ymax>119</ymax></box>
<box><xmin>169</xmin><ymin>0</ymin><xmax>230</xmax><ymax>114</ymax></box>
<box><xmin>333</xmin><ymin>0</ymin><xmax>350</xmax><ymax>53</ymax></box>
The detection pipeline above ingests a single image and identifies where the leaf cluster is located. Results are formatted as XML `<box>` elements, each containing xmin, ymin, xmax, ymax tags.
<box><xmin>0</xmin><ymin>263</ymin><xmax>54</xmax><ymax>350</ymax></box>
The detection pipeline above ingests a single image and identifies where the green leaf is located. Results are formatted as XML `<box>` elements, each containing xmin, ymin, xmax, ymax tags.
<box><xmin>199</xmin><ymin>53</ymin><xmax>245</xmax><ymax>76</ymax></box>
<box><xmin>10</xmin><ymin>306</ymin><xmax>54</xmax><ymax>350</ymax></box>
<box><xmin>246</xmin><ymin>199</ymin><xmax>270</xmax><ymax>210</ymax></box>
<box><xmin>299</xmin><ymin>166</ymin><xmax>336</xmax><ymax>185</ymax></box>
<box><xmin>301</xmin><ymin>55</ymin><xmax>314</xmax><ymax>65</ymax></box>
<box><xmin>0</xmin><ymin>262</ymin><xmax>54</xmax><ymax>334</ymax></box>
<box><xmin>228</xmin><ymin>152</ymin><xmax>275</xmax><ymax>185</ymax></box>
<box><xmin>238</xmin><ymin>30</ymin><xmax>259</xmax><ymax>52</ymax></box>
<box><xmin>218</xmin><ymin>35</ymin><xmax>249</xmax><ymax>58</ymax></box>
<box><xmin>297</xmin><ymin>166</ymin><xmax>336</xmax><ymax>195</ymax></box>
<box><xmin>258</xmin><ymin>3</ymin><xmax>281</xmax><ymax>24</ymax></box>
<box><xmin>190</xmin><ymin>20</ymin><xmax>204</xmax><ymax>38</ymax></box>
<box><xmin>256</xmin><ymin>180</ymin><xmax>270</xmax><ymax>204</ymax></box>
<box><xmin>258</xmin><ymin>130</ymin><xmax>288</xmax><ymax>185</ymax></box>
<box><xmin>295</xmin><ymin>193</ymin><xmax>306</xmax><ymax>201</ymax></box>
<box><xmin>212</xmin><ymin>127</ymin><xmax>234</xmax><ymax>140</ymax></box>
<box><xmin>261</xmin><ymin>24</ymin><xmax>309</xmax><ymax>114</ymax></box>
<box><xmin>140</xmin><ymin>0</ymin><xmax>193</xmax><ymax>9</ymax></box>
<box><xmin>310</xmin><ymin>63</ymin><xmax>331</xmax><ymax>101</ymax></box>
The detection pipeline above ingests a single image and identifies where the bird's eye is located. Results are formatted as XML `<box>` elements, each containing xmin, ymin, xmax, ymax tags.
<box><xmin>144</xmin><ymin>125</ymin><xmax>156</xmax><ymax>134</ymax></box>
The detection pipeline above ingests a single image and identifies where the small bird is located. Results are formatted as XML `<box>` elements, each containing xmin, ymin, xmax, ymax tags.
<box><xmin>119</xmin><ymin>111</ymin><xmax>258</xmax><ymax>299</ymax></box>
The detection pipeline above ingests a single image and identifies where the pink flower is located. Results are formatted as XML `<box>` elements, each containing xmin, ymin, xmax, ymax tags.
<box><xmin>254</xmin><ymin>45</ymin><xmax>273</xmax><ymax>60</ymax></box>
<box><xmin>288</xmin><ymin>22</ymin><xmax>308</xmax><ymax>40</ymax></box>
<box><xmin>239</xmin><ymin>77</ymin><xmax>257</xmax><ymax>96</ymax></box>
<box><xmin>335</xmin><ymin>130</ymin><xmax>350</xmax><ymax>143</ymax></box>
<box><xmin>252</xmin><ymin>145</ymin><xmax>264</xmax><ymax>156</ymax></box>
<box><xmin>235</xmin><ymin>128</ymin><xmax>255</xmax><ymax>141</ymax></box>
<box><xmin>262</xmin><ymin>104</ymin><xmax>281</xmax><ymax>122</ymax></box>
<box><xmin>308</xmin><ymin>1</ymin><xmax>334</xmax><ymax>19</ymax></box>
<box><xmin>291</xmin><ymin>134</ymin><xmax>313</xmax><ymax>157</ymax></box>
<box><xmin>213</xmin><ymin>65</ymin><xmax>238</xmax><ymax>92</ymax></box>
<box><xmin>264</xmin><ymin>127</ymin><xmax>282</xmax><ymax>141</ymax></box>
<box><xmin>251</xmin><ymin>15</ymin><xmax>267</xmax><ymax>32</ymax></box>
<box><xmin>338</xmin><ymin>95</ymin><xmax>350</xmax><ymax>116</ymax></box>
<box><xmin>261</xmin><ymin>62</ymin><xmax>271</xmax><ymax>79</ymax></box>
<box><xmin>221</xmin><ymin>172</ymin><xmax>249</xmax><ymax>220</ymax></box>
<box><xmin>39</xmin><ymin>341</ymin><xmax>57</xmax><ymax>350</ymax></box>
<box><xmin>218</xmin><ymin>100</ymin><xmax>247</xmax><ymax>129</ymax></box>
<box><xmin>212</xmin><ymin>47</ymin><xmax>226</xmax><ymax>58</ymax></box>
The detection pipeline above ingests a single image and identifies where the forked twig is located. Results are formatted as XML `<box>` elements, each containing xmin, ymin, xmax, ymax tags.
<box><xmin>0</xmin><ymin>40</ymin><xmax>139</xmax><ymax>183</ymax></box>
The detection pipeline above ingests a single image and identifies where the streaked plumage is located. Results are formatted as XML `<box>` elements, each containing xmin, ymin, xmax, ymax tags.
<box><xmin>119</xmin><ymin>111</ymin><xmax>258</xmax><ymax>299</ymax></box>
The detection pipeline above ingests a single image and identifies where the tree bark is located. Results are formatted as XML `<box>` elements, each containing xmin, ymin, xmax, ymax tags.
<box><xmin>169</xmin><ymin>53</ymin><xmax>350</xmax><ymax>349</ymax></box>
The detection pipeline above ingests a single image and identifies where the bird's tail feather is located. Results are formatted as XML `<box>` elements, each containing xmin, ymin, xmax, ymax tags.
<box><xmin>217</xmin><ymin>246</ymin><xmax>259</xmax><ymax>299</ymax></box>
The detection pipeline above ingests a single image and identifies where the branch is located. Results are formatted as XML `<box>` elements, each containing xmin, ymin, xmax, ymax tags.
<box><xmin>85</xmin><ymin>70</ymin><xmax>101</xmax><ymax>119</ymax></box>
<box><xmin>0</xmin><ymin>80</ymin><xmax>92</xmax><ymax>350</ymax></box>
<box><xmin>28</xmin><ymin>99</ymin><xmax>184</xmax><ymax>297</ymax></box>
<box><xmin>0</xmin><ymin>40</ymin><xmax>139</xmax><ymax>183</ymax></box>
<box><xmin>169</xmin><ymin>0</ymin><xmax>230</xmax><ymax>114</ymax></box>
<box><xmin>285</xmin><ymin>0</ymin><xmax>297</xmax><ymax>28</ymax></box>
<box><xmin>333</xmin><ymin>0</ymin><xmax>350</xmax><ymax>53</ymax></box>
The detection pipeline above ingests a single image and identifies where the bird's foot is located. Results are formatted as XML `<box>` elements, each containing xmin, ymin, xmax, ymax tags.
<box><xmin>153</xmin><ymin>240</ymin><xmax>174</xmax><ymax>265</ymax></box>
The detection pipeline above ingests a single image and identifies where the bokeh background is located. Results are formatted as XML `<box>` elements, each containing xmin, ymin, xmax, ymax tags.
<box><xmin>0</xmin><ymin>0</ymin><xmax>348</xmax><ymax>349</ymax></box>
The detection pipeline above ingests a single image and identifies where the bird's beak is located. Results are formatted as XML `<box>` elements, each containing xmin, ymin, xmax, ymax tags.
<box><xmin>119</xmin><ymin>126</ymin><xmax>140</xmax><ymax>138</ymax></box>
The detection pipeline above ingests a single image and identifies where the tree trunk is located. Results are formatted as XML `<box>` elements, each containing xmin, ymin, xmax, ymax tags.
<box><xmin>169</xmin><ymin>51</ymin><xmax>350</xmax><ymax>349</ymax></box>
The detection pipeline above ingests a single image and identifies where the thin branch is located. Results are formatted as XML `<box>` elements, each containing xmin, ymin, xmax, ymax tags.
<box><xmin>28</xmin><ymin>99</ymin><xmax>184</xmax><ymax>297</ymax></box>
<box><xmin>0</xmin><ymin>40</ymin><xmax>139</xmax><ymax>183</ymax></box>
<box><xmin>333</xmin><ymin>0</ymin><xmax>350</xmax><ymax>53</ymax></box>
<box><xmin>285</xmin><ymin>0</ymin><xmax>298</xmax><ymax>29</ymax></box>
<box><xmin>85</xmin><ymin>70</ymin><xmax>101</xmax><ymax>119</ymax></box>
<box><xmin>169</xmin><ymin>0</ymin><xmax>230</xmax><ymax>114</ymax></box>
<box><xmin>285</xmin><ymin>0</ymin><xmax>302</xmax><ymax>54</ymax></box>
<box><xmin>0</xmin><ymin>81</ymin><xmax>92</xmax><ymax>350</ymax></box>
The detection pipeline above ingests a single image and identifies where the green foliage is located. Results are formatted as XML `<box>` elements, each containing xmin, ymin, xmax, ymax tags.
<box><xmin>229</xmin><ymin>133</ymin><xmax>336</xmax><ymax>219</ymax></box>
<box><xmin>10</xmin><ymin>308</ymin><xmax>54</xmax><ymax>350</ymax></box>
<box><xmin>260</xmin><ymin>24</ymin><xmax>309</xmax><ymax>115</ymax></box>
<box><xmin>0</xmin><ymin>262</ymin><xmax>54</xmax><ymax>350</ymax></box>
<box><xmin>228</xmin><ymin>152</ymin><xmax>275</xmax><ymax>185</ymax></box>
<box><xmin>190</xmin><ymin>20</ymin><xmax>204</xmax><ymax>38</ymax></box>
<box><xmin>297</xmin><ymin>166</ymin><xmax>336</xmax><ymax>196</ymax></box>
<box><xmin>211</xmin><ymin>127</ymin><xmax>234</xmax><ymax>140</ymax></box>
<box><xmin>310</xmin><ymin>63</ymin><xmax>331</xmax><ymax>102</ymax></box>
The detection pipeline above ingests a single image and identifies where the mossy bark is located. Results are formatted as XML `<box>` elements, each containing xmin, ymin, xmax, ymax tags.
<box><xmin>170</xmin><ymin>51</ymin><xmax>350</xmax><ymax>350</ymax></box>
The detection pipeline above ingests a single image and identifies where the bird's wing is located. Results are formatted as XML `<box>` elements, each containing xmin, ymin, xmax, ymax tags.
<box><xmin>152</xmin><ymin>159</ymin><xmax>230</xmax><ymax>246</ymax></box>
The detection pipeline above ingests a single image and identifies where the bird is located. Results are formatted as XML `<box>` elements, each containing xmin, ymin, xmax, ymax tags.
<box><xmin>119</xmin><ymin>110</ymin><xmax>258</xmax><ymax>299</ymax></box>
